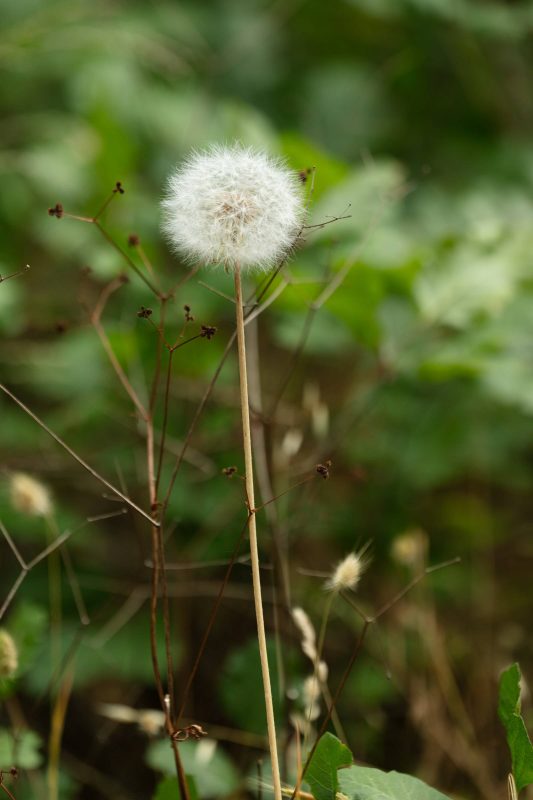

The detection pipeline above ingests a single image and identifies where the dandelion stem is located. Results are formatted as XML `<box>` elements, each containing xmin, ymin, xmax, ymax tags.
<box><xmin>234</xmin><ymin>265</ymin><xmax>282</xmax><ymax>800</ymax></box>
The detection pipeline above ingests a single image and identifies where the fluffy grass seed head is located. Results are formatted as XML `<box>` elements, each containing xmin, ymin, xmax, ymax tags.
<box><xmin>292</xmin><ymin>606</ymin><xmax>317</xmax><ymax>662</ymax></box>
<box><xmin>326</xmin><ymin>547</ymin><xmax>369</xmax><ymax>593</ymax></box>
<box><xmin>391</xmin><ymin>528</ymin><xmax>427</xmax><ymax>568</ymax></box>
<box><xmin>162</xmin><ymin>144</ymin><xmax>305</xmax><ymax>270</ymax></box>
<box><xmin>10</xmin><ymin>472</ymin><xmax>52</xmax><ymax>517</ymax></box>
<box><xmin>0</xmin><ymin>630</ymin><xmax>18</xmax><ymax>678</ymax></box>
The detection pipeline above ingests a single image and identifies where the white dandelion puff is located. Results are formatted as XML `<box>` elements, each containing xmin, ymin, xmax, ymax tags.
<box><xmin>326</xmin><ymin>546</ymin><xmax>370</xmax><ymax>593</ymax></box>
<box><xmin>162</xmin><ymin>143</ymin><xmax>305</xmax><ymax>270</ymax></box>
<box><xmin>10</xmin><ymin>472</ymin><xmax>52</xmax><ymax>517</ymax></box>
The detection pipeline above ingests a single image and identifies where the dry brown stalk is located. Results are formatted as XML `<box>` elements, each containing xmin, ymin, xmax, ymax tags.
<box><xmin>234</xmin><ymin>264</ymin><xmax>282</xmax><ymax>800</ymax></box>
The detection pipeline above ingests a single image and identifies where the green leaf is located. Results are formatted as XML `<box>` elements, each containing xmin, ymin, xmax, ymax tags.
<box><xmin>153</xmin><ymin>776</ymin><xmax>198</xmax><ymax>800</ymax></box>
<box><xmin>9</xmin><ymin>602</ymin><xmax>48</xmax><ymax>675</ymax></box>
<box><xmin>219</xmin><ymin>637</ymin><xmax>282</xmax><ymax>735</ymax></box>
<box><xmin>146</xmin><ymin>739</ymin><xmax>239</xmax><ymax>799</ymax></box>
<box><xmin>498</xmin><ymin>663</ymin><xmax>533</xmax><ymax>791</ymax></box>
<box><xmin>306</xmin><ymin>733</ymin><xmax>353</xmax><ymax>800</ymax></box>
<box><xmin>24</xmin><ymin>615</ymin><xmax>178</xmax><ymax>692</ymax></box>
<box><xmin>0</xmin><ymin>728</ymin><xmax>43</xmax><ymax>770</ymax></box>
<box><xmin>339</xmin><ymin>764</ymin><xmax>452</xmax><ymax>800</ymax></box>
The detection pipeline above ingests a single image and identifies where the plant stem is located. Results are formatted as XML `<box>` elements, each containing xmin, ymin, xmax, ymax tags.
<box><xmin>46</xmin><ymin>514</ymin><xmax>63</xmax><ymax>800</ymax></box>
<box><xmin>234</xmin><ymin>265</ymin><xmax>282</xmax><ymax>800</ymax></box>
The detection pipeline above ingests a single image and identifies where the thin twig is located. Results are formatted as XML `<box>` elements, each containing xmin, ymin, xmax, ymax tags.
<box><xmin>271</xmin><ymin>191</ymin><xmax>400</xmax><ymax>415</ymax></box>
<box><xmin>0</xmin><ymin>383</ymin><xmax>157</xmax><ymax>527</ymax></box>
<box><xmin>198</xmin><ymin>281</ymin><xmax>236</xmax><ymax>304</ymax></box>
<box><xmin>175</xmin><ymin>516</ymin><xmax>250</xmax><ymax>725</ymax></box>
<box><xmin>155</xmin><ymin>349</ymin><xmax>174</xmax><ymax>493</ymax></box>
<box><xmin>291</xmin><ymin>557</ymin><xmax>461</xmax><ymax>799</ymax></box>
<box><xmin>93</xmin><ymin>221</ymin><xmax>161</xmax><ymax>298</ymax></box>
<box><xmin>0</xmin><ymin>264</ymin><xmax>30</xmax><ymax>283</ymax></box>
<box><xmin>161</xmin><ymin>279</ymin><xmax>291</xmax><ymax>514</ymax></box>
<box><xmin>149</xmin><ymin>298</ymin><xmax>168</xmax><ymax>415</ymax></box>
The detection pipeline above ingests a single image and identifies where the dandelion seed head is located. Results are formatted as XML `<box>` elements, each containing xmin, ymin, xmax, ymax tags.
<box><xmin>10</xmin><ymin>472</ymin><xmax>52</xmax><ymax>517</ymax></box>
<box><xmin>162</xmin><ymin>144</ymin><xmax>305</xmax><ymax>270</ymax></box>
<box><xmin>326</xmin><ymin>550</ymin><xmax>367</xmax><ymax>593</ymax></box>
<box><xmin>0</xmin><ymin>630</ymin><xmax>18</xmax><ymax>678</ymax></box>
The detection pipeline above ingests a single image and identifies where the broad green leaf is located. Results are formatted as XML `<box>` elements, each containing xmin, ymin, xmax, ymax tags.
<box><xmin>0</xmin><ymin>728</ymin><xmax>43</xmax><ymax>770</ymax></box>
<box><xmin>219</xmin><ymin>638</ymin><xmax>281</xmax><ymax>735</ymax></box>
<box><xmin>306</xmin><ymin>733</ymin><xmax>353</xmax><ymax>800</ymax></box>
<box><xmin>147</xmin><ymin>739</ymin><xmax>239</xmax><ymax>799</ymax></box>
<box><xmin>153</xmin><ymin>776</ymin><xmax>199</xmax><ymax>800</ymax></box>
<box><xmin>339</xmin><ymin>764</ymin><xmax>452</xmax><ymax>800</ymax></box>
<box><xmin>0</xmin><ymin>603</ymin><xmax>49</xmax><ymax>699</ymax></box>
<box><xmin>498</xmin><ymin>663</ymin><xmax>533</xmax><ymax>791</ymax></box>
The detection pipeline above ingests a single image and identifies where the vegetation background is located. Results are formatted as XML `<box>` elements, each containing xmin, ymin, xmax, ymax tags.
<box><xmin>1</xmin><ymin>0</ymin><xmax>533</xmax><ymax>798</ymax></box>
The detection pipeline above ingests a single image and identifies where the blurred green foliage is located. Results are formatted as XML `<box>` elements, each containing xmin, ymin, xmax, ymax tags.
<box><xmin>1</xmin><ymin>0</ymin><xmax>533</xmax><ymax>798</ymax></box>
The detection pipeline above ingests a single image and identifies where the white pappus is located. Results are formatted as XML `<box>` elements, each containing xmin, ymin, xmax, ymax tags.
<box><xmin>162</xmin><ymin>143</ymin><xmax>305</xmax><ymax>271</ymax></box>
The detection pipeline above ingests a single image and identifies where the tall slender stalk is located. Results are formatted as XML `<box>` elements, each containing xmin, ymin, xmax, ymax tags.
<box><xmin>234</xmin><ymin>265</ymin><xmax>282</xmax><ymax>800</ymax></box>
<box><xmin>46</xmin><ymin>514</ymin><xmax>62</xmax><ymax>800</ymax></box>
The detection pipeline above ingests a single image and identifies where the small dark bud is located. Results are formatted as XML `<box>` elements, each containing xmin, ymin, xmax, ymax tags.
<box><xmin>316</xmin><ymin>459</ymin><xmax>332</xmax><ymax>479</ymax></box>
<box><xmin>184</xmin><ymin>304</ymin><xmax>194</xmax><ymax>322</ymax></box>
<box><xmin>113</xmin><ymin>181</ymin><xmax>125</xmax><ymax>194</ymax></box>
<box><xmin>127</xmin><ymin>233</ymin><xmax>140</xmax><ymax>247</ymax></box>
<box><xmin>48</xmin><ymin>203</ymin><xmax>64</xmax><ymax>218</ymax></box>
<box><xmin>137</xmin><ymin>306</ymin><xmax>153</xmax><ymax>319</ymax></box>
<box><xmin>298</xmin><ymin>168</ymin><xmax>312</xmax><ymax>183</ymax></box>
<box><xmin>118</xmin><ymin>273</ymin><xmax>129</xmax><ymax>285</ymax></box>
<box><xmin>222</xmin><ymin>466</ymin><xmax>237</xmax><ymax>478</ymax></box>
<box><xmin>200</xmin><ymin>324</ymin><xmax>217</xmax><ymax>340</ymax></box>
<box><xmin>55</xmin><ymin>320</ymin><xmax>68</xmax><ymax>334</ymax></box>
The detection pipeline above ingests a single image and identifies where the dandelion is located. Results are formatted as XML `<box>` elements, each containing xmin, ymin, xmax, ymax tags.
<box><xmin>162</xmin><ymin>144</ymin><xmax>305</xmax><ymax>270</ymax></box>
<box><xmin>326</xmin><ymin>547</ymin><xmax>369</xmax><ymax>593</ymax></box>
<box><xmin>10</xmin><ymin>472</ymin><xmax>52</xmax><ymax>517</ymax></box>
<box><xmin>161</xmin><ymin>143</ymin><xmax>305</xmax><ymax>800</ymax></box>
<box><xmin>0</xmin><ymin>630</ymin><xmax>18</xmax><ymax>678</ymax></box>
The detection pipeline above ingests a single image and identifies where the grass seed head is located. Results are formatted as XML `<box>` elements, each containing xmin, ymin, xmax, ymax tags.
<box><xmin>326</xmin><ymin>549</ymin><xmax>368</xmax><ymax>593</ymax></box>
<box><xmin>0</xmin><ymin>630</ymin><xmax>18</xmax><ymax>678</ymax></box>
<box><xmin>10</xmin><ymin>472</ymin><xmax>52</xmax><ymax>517</ymax></box>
